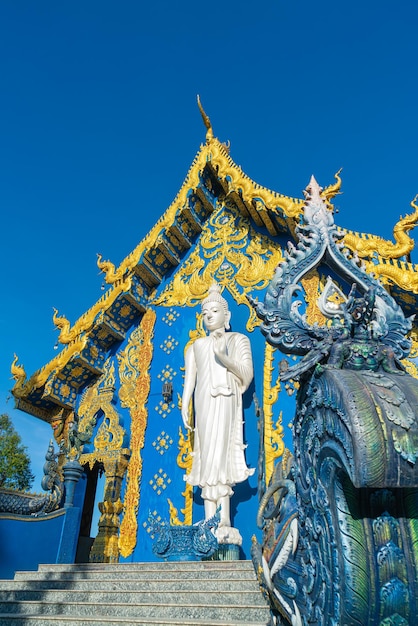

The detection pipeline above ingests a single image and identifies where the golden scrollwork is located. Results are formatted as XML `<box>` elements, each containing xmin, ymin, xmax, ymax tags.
<box><xmin>301</xmin><ymin>270</ymin><xmax>327</xmax><ymax>327</ymax></box>
<box><xmin>74</xmin><ymin>359</ymin><xmax>126</xmax><ymax>461</ymax></box>
<box><xmin>263</xmin><ymin>343</ymin><xmax>285</xmax><ymax>488</ymax></box>
<box><xmin>177</xmin><ymin>426</ymin><xmax>194</xmax><ymax>525</ymax></box>
<box><xmin>117</xmin><ymin>325</ymin><xmax>143</xmax><ymax>410</ymax></box>
<box><xmin>153</xmin><ymin>204</ymin><xmax>283</xmax><ymax>330</ymax></box>
<box><xmin>118</xmin><ymin>308</ymin><xmax>156</xmax><ymax>558</ymax></box>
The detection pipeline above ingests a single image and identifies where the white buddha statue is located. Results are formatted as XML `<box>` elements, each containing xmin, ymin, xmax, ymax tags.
<box><xmin>181</xmin><ymin>282</ymin><xmax>254</xmax><ymax>544</ymax></box>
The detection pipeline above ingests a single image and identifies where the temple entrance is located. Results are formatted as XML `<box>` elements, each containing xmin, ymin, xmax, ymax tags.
<box><xmin>75</xmin><ymin>462</ymin><xmax>102</xmax><ymax>563</ymax></box>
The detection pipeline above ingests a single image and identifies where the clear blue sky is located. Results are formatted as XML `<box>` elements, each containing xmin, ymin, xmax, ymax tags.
<box><xmin>1</xmin><ymin>0</ymin><xmax>417</xmax><ymax>489</ymax></box>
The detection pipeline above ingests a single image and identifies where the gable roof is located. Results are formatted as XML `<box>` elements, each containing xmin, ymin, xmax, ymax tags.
<box><xmin>11</xmin><ymin>113</ymin><xmax>418</xmax><ymax>421</ymax></box>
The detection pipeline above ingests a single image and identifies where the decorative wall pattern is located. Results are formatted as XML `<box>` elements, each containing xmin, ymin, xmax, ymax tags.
<box><xmin>263</xmin><ymin>343</ymin><xmax>285</xmax><ymax>488</ymax></box>
<box><xmin>118</xmin><ymin>308</ymin><xmax>156</xmax><ymax>558</ymax></box>
<box><xmin>153</xmin><ymin>204</ymin><xmax>283</xmax><ymax>332</ymax></box>
<box><xmin>152</xmin><ymin>431</ymin><xmax>173</xmax><ymax>455</ymax></box>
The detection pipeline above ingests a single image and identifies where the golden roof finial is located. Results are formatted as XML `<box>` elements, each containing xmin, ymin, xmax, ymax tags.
<box><xmin>322</xmin><ymin>168</ymin><xmax>343</xmax><ymax>207</ymax></box>
<box><xmin>11</xmin><ymin>354</ymin><xmax>26</xmax><ymax>382</ymax></box>
<box><xmin>197</xmin><ymin>95</ymin><xmax>214</xmax><ymax>142</ymax></box>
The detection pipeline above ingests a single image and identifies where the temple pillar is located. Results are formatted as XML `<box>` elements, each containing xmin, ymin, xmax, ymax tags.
<box><xmin>89</xmin><ymin>453</ymin><xmax>130</xmax><ymax>563</ymax></box>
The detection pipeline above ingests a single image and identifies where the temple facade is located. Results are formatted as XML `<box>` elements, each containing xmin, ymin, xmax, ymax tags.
<box><xmin>8</xmin><ymin>104</ymin><xmax>418</xmax><ymax>579</ymax></box>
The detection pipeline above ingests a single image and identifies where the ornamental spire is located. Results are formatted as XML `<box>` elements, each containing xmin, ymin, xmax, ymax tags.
<box><xmin>197</xmin><ymin>95</ymin><xmax>214</xmax><ymax>142</ymax></box>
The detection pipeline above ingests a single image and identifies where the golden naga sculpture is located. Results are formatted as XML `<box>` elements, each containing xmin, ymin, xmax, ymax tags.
<box><xmin>97</xmin><ymin>253</ymin><xmax>129</xmax><ymax>284</ymax></box>
<box><xmin>52</xmin><ymin>307</ymin><xmax>71</xmax><ymax>336</ymax></box>
<box><xmin>11</xmin><ymin>354</ymin><xmax>27</xmax><ymax>396</ymax></box>
<box><xmin>343</xmin><ymin>194</ymin><xmax>418</xmax><ymax>260</ymax></box>
<box><xmin>11</xmin><ymin>354</ymin><xmax>26</xmax><ymax>381</ymax></box>
<box><xmin>364</xmin><ymin>258</ymin><xmax>418</xmax><ymax>293</ymax></box>
<box><xmin>321</xmin><ymin>168</ymin><xmax>342</xmax><ymax>209</ymax></box>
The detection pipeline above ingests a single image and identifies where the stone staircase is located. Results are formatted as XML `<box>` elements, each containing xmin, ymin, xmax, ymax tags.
<box><xmin>0</xmin><ymin>560</ymin><xmax>270</xmax><ymax>626</ymax></box>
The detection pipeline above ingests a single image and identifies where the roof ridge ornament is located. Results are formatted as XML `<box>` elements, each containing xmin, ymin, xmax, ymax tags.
<box><xmin>197</xmin><ymin>95</ymin><xmax>213</xmax><ymax>143</ymax></box>
<box><xmin>249</xmin><ymin>176</ymin><xmax>414</xmax><ymax>371</ymax></box>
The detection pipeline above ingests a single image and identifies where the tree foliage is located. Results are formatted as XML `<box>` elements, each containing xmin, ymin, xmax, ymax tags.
<box><xmin>0</xmin><ymin>414</ymin><xmax>34</xmax><ymax>491</ymax></box>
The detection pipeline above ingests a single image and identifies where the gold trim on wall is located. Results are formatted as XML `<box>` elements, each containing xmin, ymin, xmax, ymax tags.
<box><xmin>118</xmin><ymin>308</ymin><xmax>156</xmax><ymax>558</ymax></box>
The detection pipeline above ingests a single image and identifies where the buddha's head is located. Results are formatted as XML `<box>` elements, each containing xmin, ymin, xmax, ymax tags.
<box><xmin>201</xmin><ymin>282</ymin><xmax>231</xmax><ymax>332</ymax></box>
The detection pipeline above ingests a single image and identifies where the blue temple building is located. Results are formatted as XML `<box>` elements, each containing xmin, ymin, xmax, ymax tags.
<box><xmin>4</xmin><ymin>104</ymin><xmax>418</xmax><ymax>625</ymax></box>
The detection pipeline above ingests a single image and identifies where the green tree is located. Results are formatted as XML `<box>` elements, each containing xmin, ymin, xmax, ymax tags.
<box><xmin>0</xmin><ymin>414</ymin><xmax>34</xmax><ymax>491</ymax></box>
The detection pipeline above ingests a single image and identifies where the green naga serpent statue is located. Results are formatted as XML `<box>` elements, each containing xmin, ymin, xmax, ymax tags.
<box><xmin>250</xmin><ymin>177</ymin><xmax>418</xmax><ymax>626</ymax></box>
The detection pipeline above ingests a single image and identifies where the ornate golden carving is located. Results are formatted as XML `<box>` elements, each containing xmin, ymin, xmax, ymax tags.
<box><xmin>342</xmin><ymin>195</ymin><xmax>418</xmax><ymax>260</ymax></box>
<box><xmin>90</xmin><ymin>496</ymin><xmax>124</xmax><ymax>563</ymax></box>
<box><xmin>13</xmin><ymin>129</ymin><xmax>345</xmax><ymax>406</ymax></box>
<box><xmin>11</xmin><ymin>337</ymin><xmax>88</xmax><ymax>400</ymax></box>
<box><xmin>409</xmin><ymin>327</ymin><xmax>418</xmax><ymax>360</ymax></box>
<box><xmin>301</xmin><ymin>270</ymin><xmax>327</xmax><ymax>326</ymax></box>
<box><xmin>197</xmin><ymin>95</ymin><xmax>213</xmax><ymax>143</ymax></box>
<box><xmin>149</xmin><ymin>468</ymin><xmax>172</xmax><ymax>495</ymax></box>
<box><xmin>117</xmin><ymin>325</ymin><xmax>143</xmax><ymax>410</ymax></box>
<box><xmin>402</xmin><ymin>358</ymin><xmax>418</xmax><ymax>379</ymax></box>
<box><xmin>168</xmin><ymin>498</ymin><xmax>183</xmax><ymax>525</ymax></box>
<box><xmin>153</xmin><ymin>205</ymin><xmax>283</xmax><ymax>331</ymax></box>
<box><xmin>177</xmin><ymin>426</ymin><xmax>194</xmax><ymax>525</ymax></box>
<box><xmin>77</xmin><ymin>360</ymin><xmax>125</xmax><ymax>456</ymax></box>
<box><xmin>72</xmin><ymin>358</ymin><xmax>129</xmax><ymax>562</ymax></box>
<box><xmin>359</xmin><ymin>257</ymin><xmax>418</xmax><ymax>293</ymax></box>
<box><xmin>51</xmin><ymin>275</ymin><xmax>132</xmax><ymax>345</ymax></box>
<box><xmin>97</xmin><ymin>253</ymin><xmax>129</xmax><ymax>284</ymax></box>
<box><xmin>87</xmin><ymin>136</ymin><xmax>307</xmax><ymax>297</ymax></box>
<box><xmin>50</xmin><ymin>409</ymin><xmax>67</xmax><ymax>446</ymax></box>
<box><xmin>11</xmin><ymin>354</ymin><xmax>26</xmax><ymax>386</ymax></box>
<box><xmin>118</xmin><ymin>308</ymin><xmax>156</xmax><ymax>558</ymax></box>
<box><xmin>263</xmin><ymin>343</ymin><xmax>285</xmax><ymax>488</ymax></box>
<box><xmin>321</xmin><ymin>169</ymin><xmax>342</xmax><ymax>209</ymax></box>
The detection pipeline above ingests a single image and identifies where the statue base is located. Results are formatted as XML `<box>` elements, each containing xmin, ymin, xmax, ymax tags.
<box><xmin>148</xmin><ymin>513</ymin><xmax>219</xmax><ymax>562</ymax></box>
<box><xmin>215</xmin><ymin>525</ymin><xmax>242</xmax><ymax>546</ymax></box>
<box><xmin>203</xmin><ymin>543</ymin><xmax>241</xmax><ymax>561</ymax></box>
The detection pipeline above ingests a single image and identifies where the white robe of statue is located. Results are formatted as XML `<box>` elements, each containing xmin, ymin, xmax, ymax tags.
<box><xmin>181</xmin><ymin>284</ymin><xmax>254</xmax><ymax>540</ymax></box>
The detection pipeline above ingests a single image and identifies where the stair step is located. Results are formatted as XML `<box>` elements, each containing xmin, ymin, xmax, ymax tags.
<box><xmin>0</xmin><ymin>600</ymin><xmax>268</xmax><ymax>621</ymax></box>
<box><xmin>37</xmin><ymin>561</ymin><xmax>255</xmax><ymax>574</ymax></box>
<box><xmin>0</xmin><ymin>589</ymin><xmax>266</xmax><ymax>605</ymax></box>
<box><xmin>13</xmin><ymin>570</ymin><xmax>256</xmax><ymax>582</ymax></box>
<box><xmin>0</xmin><ymin>578</ymin><xmax>258</xmax><ymax>592</ymax></box>
<box><xmin>0</xmin><ymin>616</ymin><xmax>267</xmax><ymax>626</ymax></box>
<box><xmin>0</xmin><ymin>560</ymin><xmax>270</xmax><ymax>626</ymax></box>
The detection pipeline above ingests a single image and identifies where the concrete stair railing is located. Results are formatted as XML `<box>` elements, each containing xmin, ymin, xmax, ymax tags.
<box><xmin>0</xmin><ymin>559</ymin><xmax>270</xmax><ymax>626</ymax></box>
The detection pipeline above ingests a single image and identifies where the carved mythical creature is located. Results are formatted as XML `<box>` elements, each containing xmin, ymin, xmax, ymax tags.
<box><xmin>61</xmin><ymin>413</ymin><xmax>95</xmax><ymax>460</ymax></box>
<box><xmin>0</xmin><ymin>441</ymin><xmax>63</xmax><ymax>516</ymax></box>
<box><xmin>52</xmin><ymin>307</ymin><xmax>71</xmax><ymax>338</ymax></box>
<box><xmin>251</xmin><ymin>177</ymin><xmax>418</xmax><ymax>626</ymax></box>
<box><xmin>343</xmin><ymin>194</ymin><xmax>418</xmax><ymax>260</ymax></box>
<box><xmin>147</xmin><ymin>508</ymin><xmax>220</xmax><ymax>560</ymax></box>
<box><xmin>97</xmin><ymin>253</ymin><xmax>128</xmax><ymax>284</ymax></box>
<box><xmin>10</xmin><ymin>354</ymin><xmax>28</xmax><ymax>398</ymax></box>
